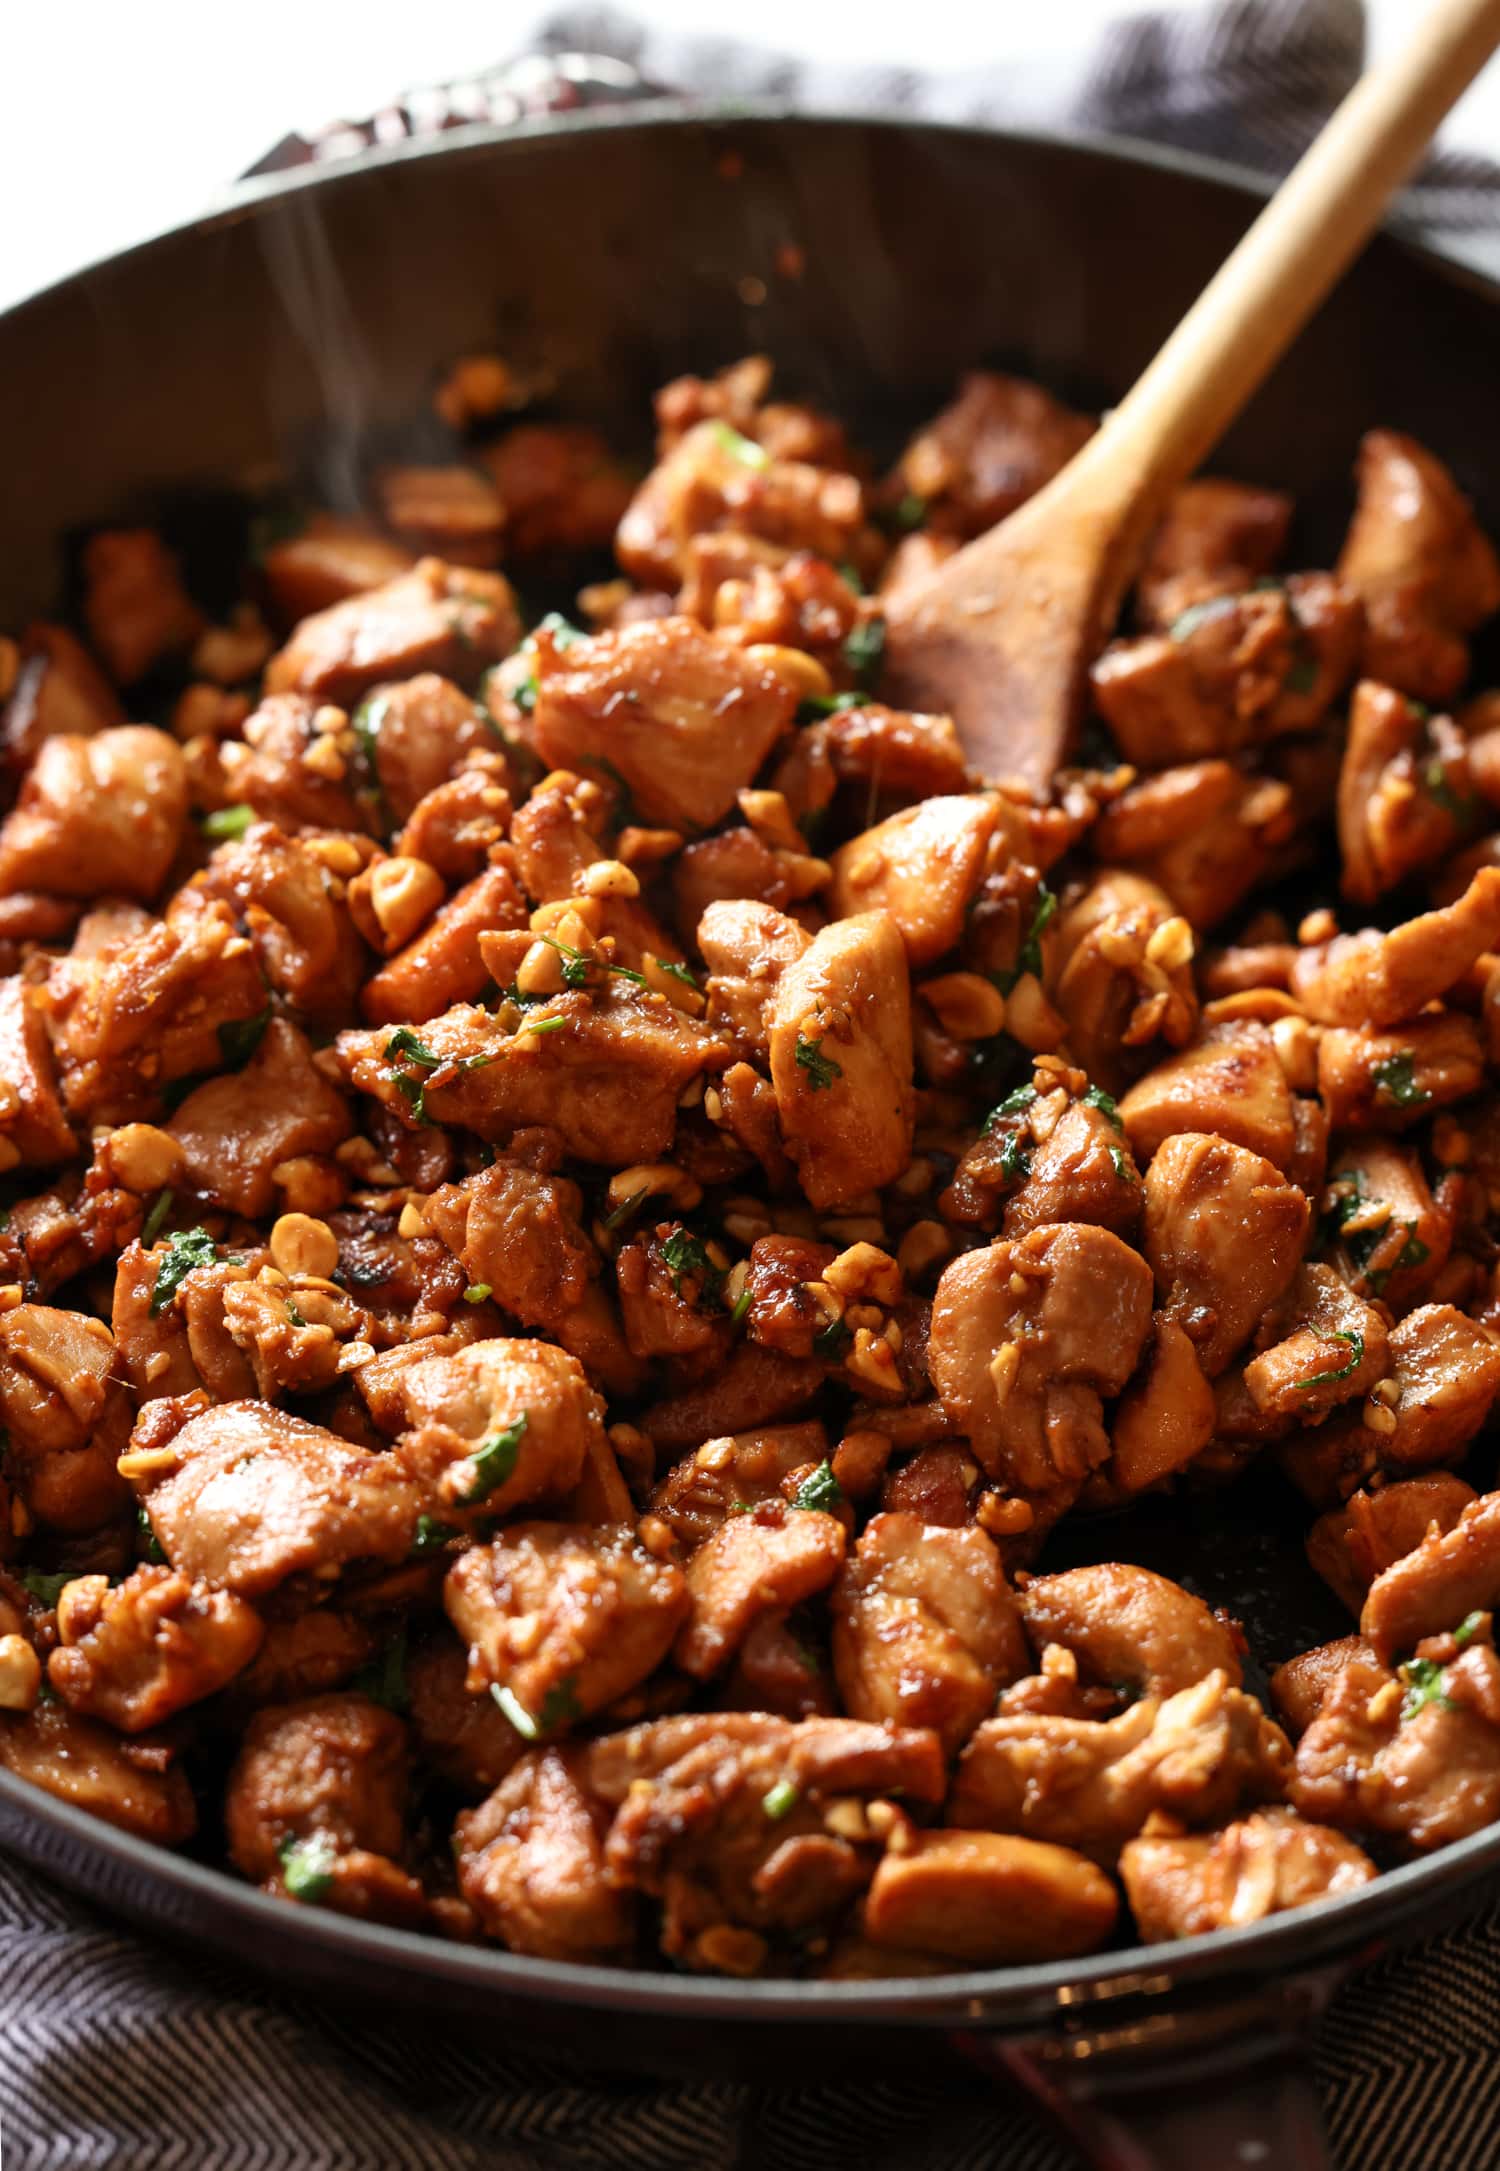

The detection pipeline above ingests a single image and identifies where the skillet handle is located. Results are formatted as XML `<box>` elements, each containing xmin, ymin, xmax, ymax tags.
<box><xmin>955</xmin><ymin>1964</ymin><xmax>1346</xmax><ymax>2171</ymax></box>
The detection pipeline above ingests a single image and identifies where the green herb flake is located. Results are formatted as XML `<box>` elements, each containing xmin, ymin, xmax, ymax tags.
<box><xmin>491</xmin><ymin>1683</ymin><xmax>541</xmax><ymax>1741</ymax></box>
<box><xmin>1372</xmin><ymin>1053</ymin><xmax>1430</xmax><ymax>1110</ymax></box>
<box><xmin>351</xmin><ymin>695</ymin><xmax>388</xmax><ymax>802</ymax></box>
<box><xmin>1283</xmin><ymin>647</ymin><xmax>1319</xmax><ymax>695</ymax></box>
<box><xmin>218</xmin><ymin>1006</ymin><xmax>271</xmax><ymax>1070</ymax></box>
<box><xmin>522</xmin><ymin>1014</ymin><xmax>568</xmax><ymax>1037</ymax></box>
<box><xmin>279</xmin><ymin>1832</ymin><xmax>338</xmax><ymax>1903</ymax></box>
<box><xmin>1168</xmin><ymin>595</ymin><xmax>1240</xmax><ymax>643</ymax></box>
<box><xmin>202</xmin><ymin>803</ymin><xmax>255</xmax><ymax>842</ymax></box>
<box><xmin>150</xmin><ymin>1226</ymin><xmax>218</xmax><ymax>1315</ymax></box>
<box><xmin>1107</xmin><ymin>1144</ymin><xmax>1135</xmax><ymax>1183</ymax></box>
<box><xmin>842</xmin><ymin>614</ymin><xmax>886</xmax><ymax>689</ymax></box>
<box><xmin>352</xmin><ymin>1626</ymin><xmax>409</xmax><ymax>1714</ymax></box>
<box><xmin>21</xmin><ymin>1571</ymin><xmax>70</xmax><ymax>1608</ymax></box>
<box><xmin>411</xmin><ymin>1514</ymin><xmax>458</xmax><ymax>1555</ymax></box>
<box><xmin>463</xmin><ymin>1413</ymin><xmax>530</xmax><ymax>1505</ymax></box>
<box><xmin>140</xmin><ymin>1189</ymin><xmax>174</xmax><ymax>1247</ymax></box>
<box><xmin>797</xmin><ymin>690</ymin><xmax>863</xmax><ymax>720</ymax></box>
<box><xmin>464</xmin><ymin>1283</ymin><xmax>493</xmax><ymax>1305</ymax></box>
<box><xmin>1455</xmin><ymin>1610</ymin><xmax>1487</xmax><ymax>1649</ymax></box>
<box><xmin>136</xmin><ymin>1503</ymin><xmax>166</xmax><ymax>1565</ymax></box>
<box><xmin>603</xmin><ymin>1188</ymin><xmax>648</xmax><ymax>1232</ymax></box>
<box><xmin>656</xmin><ymin>960</ymin><xmax>700</xmax><ymax>991</ymax></box>
<box><xmin>984</xmin><ymin>1083</ymin><xmax>1036</xmax><ymax>1134</ymax></box>
<box><xmin>1399</xmin><ymin>1655</ymin><xmax>1455</xmax><ymax>1723</ymax></box>
<box><xmin>893</xmin><ymin>492</ymin><xmax>928</xmax><ymax>532</ymax></box>
<box><xmin>1295</xmin><ymin>1328</ymin><xmax>1365</xmax><ymax>1392</ymax></box>
<box><xmin>795</xmin><ymin>1035</ymin><xmax>842</xmax><ymax>1091</ymax></box>
<box><xmin>385</xmin><ymin>1028</ymin><xmax>441</xmax><ymax>1069</ymax></box>
<box><xmin>814</xmin><ymin>1317</ymin><xmax>851</xmax><ymax>1360</ymax></box>
<box><xmin>791</xmin><ymin>1461</ymin><xmax>844</xmax><ymax>1515</ymax></box>
<box><xmin>730</xmin><ymin>1286</ymin><xmax>753</xmax><ymax>1328</ymax></box>
<box><xmin>761</xmin><ymin>1779</ymin><xmax>800</xmax><ymax>1821</ymax></box>
<box><xmin>999</xmin><ymin>1129</ymin><xmax>1032</xmax><ymax>1183</ymax></box>
<box><xmin>1424</xmin><ymin>760</ymin><xmax>1467</xmax><ymax>820</ymax></box>
<box><xmin>538</xmin><ymin>1677</ymin><xmax>583</xmax><ymax>1732</ymax></box>
<box><xmin>708</xmin><ymin>420</ymin><xmax>770</xmax><ymax>469</ymax></box>
<box><xmin>999</xmin><ymin>884</ymin><xmax>1057</xmax><ymax>993</ymax></box>
<box><xmin>1083</xmin><ymin>1083</ymin><xmax>1122</xmax><ymax>1129</ymax></box>
<box><xmin>659</xmin><ymin>1229</ymin><xmax>722</xmax><ymax>1304</ymax></box>
<box><xmin>283</xmin><ymin>1298</ymin><xmax>307</xmax><ymax>1328</ymax></box>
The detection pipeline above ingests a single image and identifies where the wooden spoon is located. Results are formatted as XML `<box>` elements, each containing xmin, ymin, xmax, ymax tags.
<box><xmin>881</xmin><ymin>0</ymin><xmax>1500</xmax><ymax>789</ymax></box>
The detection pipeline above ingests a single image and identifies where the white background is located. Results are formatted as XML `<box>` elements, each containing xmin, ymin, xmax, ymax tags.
<box><xmin>2</xmin><ymin>1</ymin><xmax>1497</xmax><ymax>310</ymax></box>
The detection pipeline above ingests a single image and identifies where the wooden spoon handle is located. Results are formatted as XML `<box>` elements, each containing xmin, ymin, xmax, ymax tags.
<box><xmin>1075</xmin><ymin>0</ymin><xmax>1500</xmax><ymax>516</ymax></box>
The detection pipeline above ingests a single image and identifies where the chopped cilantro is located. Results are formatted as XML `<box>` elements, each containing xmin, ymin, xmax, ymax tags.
<box><xmin>655</xmin><ymin>960</ymin><xmax>700</xmax><ymax>991</ymax></box>
<box><xmin>537</xmin><ymin>932</ymin><xmax>646</xmax><ymax>989</ymax></box>
<box><xmin>999</xmin><ymin>885</ymin><xmax>1057</xmax><ymax>992</ymax></box>
<box><xmin>1455</xmin><ymin>1611</ymin><xmax>1487</xmax><ymax>1649</ymax></box>
<box><xmin>352</xmin><ymin>1626</ymin><xmax>409</xmax><ymax>1714</ymax></box>
<box><xmin>1399</xmin><ymin>1655</ymin><xmax>1454</xmax><ymax>1722</ymax></box>
<box><xmin>279</xmin><ymin>1832</ymin><xmax>338</xmax><ymax>1903</ymax></box>
<box><xmin>761</xmin><ymin>1779</ymin><xmax>800</xmax><ymax>1820</ymax></box>
<box><xmin>708</xmin><ymin>420</ymin><xmax>770</xmax><ymax>469</ymax></box>
<box><xmin>463</xmin><ymin>1413</ymin><xmax>529</xmax><ymax>1505</ymax></box>
<box><xmin>136</xmin><ymin>1503</ymin><xmax>166</xmax><ymax>1565</ymax></box>
<box><xmin>284</xmin><ymin>1298</ymin><xmax>306</xmax><ymax>1328</ymax></box>
<box><xmin>795</xmin><ymin>1035</ymin><xmax>842</xmax><ymax>1091</ymax></box>
<box><xmin>1167</xmin><ymin>595</ymin><xmax>1240</xmax><ymax>642</ymax></box>
<box><xmin>1283</xmin><ymin>646</ymin><xmax>1319</xmax><ymax>695</ymax></box>
<box><xmin>385</xmin><ymin>1027</ymin><xmax>441</xmax><ymax>1069</ymax></box>
<box><xmin>1083</xmin><ymin>1083</ymin><xmax>1122</xmax><ymax>1129</ymax></box>
<box><xmin>521</xmin><ymin>1014</ymin><xmax>567</xmax><ymax>1036</ymax></box>
<box><xmin>1108</xmin><ymin>1143</ymin><xmax>1135</xmax><ymax>1183</ymax></box>
<box><xmin>843</xmin><ymin>614</ymin><xmax>886</xmax><ymax>689</ymax></box>
<box><xmin>791</xmin><ymin>1461</ymin><xmax>844</xmax><ymax>1515</ymax></box>
<box><xmin>814</xmin><ymin>1317</ymin><xmax>851</xmax><ymax>1360</ymax></box>
<box><xmin>892</xmin><ymin>492</ymin><xmax>927</xmax><ymax>531</ymax></box>
<box><xmin>202</xmin><ymin>803</ymin><xmax>254</xmax><ymax>841</ymax></box>
<box><xmin>21</xmin><ymin>1571</ymin><xmax>69</xmax><ymax>1608</ymax></box>
<box><xmin>984</xmin><ymin>1083</ymin><xmax>1036</xmax><ymax>1133</ymax></box>
<box><xmin>218</xmin><ymin>1006</ymin><xmax>270</xmax><ymax>1069</ymax></box>
<box><xmin>999</xmin><ymin>1128</ymin><xmax>1032</xmax><ymax>1183</ymax></box>
<box><xmin>1372</xmin><ymin>1054</ymin><xmax>1429</xmax><ymax>1110</ymax></box>
<box><xmin>1424</xmin><ymin>759</ymin><xmax>1470</xmax><ymax>820</ymax></box>
<box><xmin>140</xmin><ymin>1189</ymin><xmax>174</xmax><ymax>1247</ymax></box>
<box><xmin>730</xmin><ymin>1286</ymin><xmax>753</xmax><ymax>1327</ymax></box>
<box><xmin>464</xmin><ymin>1283</ymin><xmax>493</xmax><ymax>1305</ymax></box>
<box><xmin>797</xmin><ymin>690</ymin><xmax>863</xmax><ymax>720</ymax></box>
<box><xmin>150</xmin><ymin>1227</ymin><xmax>218</xmax><ymax>1314</ymax></box>
<box><xmin>411</xmin><ymin>1515</ymin><xmax>458</xmax><ymax>1555</ymax></box>
<box><xmin>837</xmin><ymin>561</ymin><xmax>867</xmax><ymax>595</ymax></box>
<box><xmin>659</xmin><ymin>1230</ymin><xmax>722</xmax><ymax>1303</ymax></box>
<box><xmin>538</xmin><ymin>1678</ymin><xmax>582</xmax><ymax>1732</ymax></box>
<box><xmin>1296</xmin><ymin>1329</ymin><xmax>1364</xmax><ymax>1391</ymax></box>
<box><xmin>350</xmin><ymin>695</ymin><xmax>389</xmax><ymax>808</ymax></box>
<box><xmin>603</xmin><ymin>1188</ymin><xmax>649</xmax><ymax>1232</ymax></box>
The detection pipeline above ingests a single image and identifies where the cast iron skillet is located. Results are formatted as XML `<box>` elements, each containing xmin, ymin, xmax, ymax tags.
<box><xmin>3</xmin><ymin>106</ymin><xmax>1500</xmax><ymax>2168</ymax></box>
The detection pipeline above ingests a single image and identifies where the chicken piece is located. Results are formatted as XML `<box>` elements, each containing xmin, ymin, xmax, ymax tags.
<box><xmin>1292</xmin><ymin>866</ymin><xmax>1500</xmax><ymax>1029</ymax></box>
<box><xmin>642</xmin><ymin>1345</ymin><xmax>825</xmax><ymax>1454</ymax></box>
<box><xmin>0</xmin><ymin>976</ymin><xmax>75</xmax><ymax>1170</ymax></box>
<box><xmin>1239</xmin><ymin>1263</ymin><xmax>1389</xmax><ymax>1425</ymax></box>
<box><xmin>1052</xmin><ymin>872</ymin><xmax>1199</xmax><ymax>1094</ymax></box>
<box><xmin>1121</xmin><ymin>1808</ymin><xmax>1374</xmax><ymax>1941</ymax></box>
<box><xmin>1337</xmin><ymin>681</ymin><xmax>1469</xmax><ymax>904</ymax></box>
<box><xmin>0</xmin><ymin>1303</ymin><xmax>132</xmax><ymax>1534</ymax></box>
<box><xmin>952</xmin><ymin>1671</ymin><xmax>1291</xmax><ymax>1864</ymax></box>
<box><xmin>617</xmin><ymin>420</ymin><xmax>870</xmax><ymax>590</ymax></box>
<box><xmin>112</xmin><ymin>1242</ymin><xmax>263</xmax><ymax>1408</ymax></box>
<box><xmin>374</xmin><ymin>464</ymin><xmax>506</xmax><ymax>566</ymax></box>
<box><xmin>0</xmin><ymin>1699</ymin><xmax>195</xmax><ymax>1844</ymax></box>
<box><xmin>1140</xmin><ymin>1131</ymin><xmax>1307</xmax><ymax>1377</ymax></box>
<box><xmin>340</xmin><ymin>983</ymin><xmax>729</xmax><ymax>1166</ymax></box>
<box><xmin>994</xmin><ymin>1094</ymin><xmax>1142</xmax><ymax>1241</ymax></box>
<box><xmin>0</xmin><ymin>726</ymin><xmax>186</xmax><ymax>902</ymax></box>
<box><xmin>829</xmin><ymin>794</ymin><xmax>998</xmax><ymax>968</ymax></box>
<box><xmin>616</xmin><ymin>1221</ymin><xmax>731</xmax><ymax>1364</ymax></box>
<box><xmin>1019</xmin><ymin>1562</ymin><xmax>1241</xmax><ymax>1701</ymax></box>
<box><xmin>259</xmin><ymin>515</ymin><xmax>416</xmax><ymax>623</ymax></box>
<box><xmin>1307</xmin><ymin>1474</ymin><xmax>1478</xmax><ymax>1618</ymax></box>
<box><xmin>481</xmin><ymin>422</ymin><xmax>635</xmax><ymax>559</ymax></box>
<box><xmin>359</xmin><ymin>859</ymin><xmax>528</xmax><ymax>1026</ymax></box>
<box><xmin>402</xmin><ymin>1635</ymin><xmax>525</xmax><ymax>1796</ymax></box>
<box><xmin>768</xmin><ymin>911</ymin><xmax>913</xmax><ymax>1209</ymax></box>
<box><xmin>1088</xmin><ymin>760</ymin><xmax>1297</xmax><ymax>931</ymax></box>
<box><xmin>1281</xmin><ymin>1306</ymin><xmax>1500</xmax><ymax>1507</ymax></box>
<box><xmin>699</xmin><ymin>897</ymin><xmax>811</xmax><ymax>1057</ymax></box>
<box><xmin>455</xmin><ymin>1745</ymin><xmax>632</xmax><ymax>1958</ymax></box>
<box><xmin>1360</xmin><ymin>1490</ymin><xmax>1500</xmax><ymax>1662</ymax></box>
<box><xmin>209</xmin><ymin>691</ymin><xmax>371</xmax><ymax>836</ymax></box>
<box><xmin>928</xmin><ymin>1223</ymin><xmax>1153</xmax><ymax>1505</ymax></box>
<box><xmin>219</xmin><ymin>1277</ymin><xmax>369</xmax><ymax>1402</ymax></box>
<box><xmin>1319</xmin><ymin>1013</ymin><xmax>1483</xmax><ymax>1134</ymax></box>
<box><xmin>819</xmin><ymin>703</ymin><xmax>968</xmax><ymax>799</ymax></box>
<box><xmin>81</xmin><ymin>529</ymin><xmax>202</xmax><ymax>683</ymax></box>
<box><xmin>1108</xmin><ymin>1317</ymin><xmax>1217</xmax><ymax>1494</ymax></box>
<box><xmin>132</xmin><ymin>1398</ymin><xmax>421</xmax><ymax>1598</ymax></box>
<box><xmin>395</xmin><ymin>759</ymin><xmax>513</xmax><ymax>883</ymax></box>
<box><xmin>1291</xmin><ymin>1643</ymin><xmax>1500</xmax><ymax>1849</ymax></box>
<box><xmin>165</xmin><ymin>1019</ymin><xmax>351</xmax><ymax>1219</ymax></box>
<box><xmin>226</xmin><ymin>1692</ymin><xmax>425</xmax><ymax>1924</ymax></box>
<box><xmin>47</xmin><ymin>1564</ymin><xmax>264</xmax><ymax>1731</ymax></box>
<box><xmin>674</xmin><ymin>1506</ymin><xmax>845</xmax><ymax>1680</ymax></box>
<box><xmin>886</xmin><ymin>371</ymin><xmax>1093</xmax><ymax>539</ymax></box>
<box><xmin>1337</xmin><ymin>430</ymin><xmax>1500</xmax><ymax>703</ymax></box>
<box><xmin>191</xmin><ymin>821</ymin><xmax>370</xmax><ymax>1028</ymax></box>
<box><xmin>831</xmin><ymin>1513</ymin><xmax>1027</xmax><ymax>1753</ymax></box>
<box><xmin>652</xmin><ymin>356</ymin><xmax>847</xmax><ymax>464</ymax></box>
<box><xmin>445</xmin><ymin>1523</ymin><xmax>687</xmax><ymax>1731</ymax></box>
<box><xmin>233</xmin><ymin>1610</ymin><xmax>379</xmax><ymax>1708</ymax></box>
<box><xmin>1120</xmin><ymin>1024</ymin><xmax>1296</xmax><ymax>1171</ymax></box>
<box><xmin>391</xmin><ymin>1337</ymin><xmax>604</xmax><ymax>1526</ymax></box>
<box><xmin>507</xmin><ymin>768</ymin><xmax>610</xmax><ymax>902</ymax></box>
<box><xmin>0</xmin><ymin>622</ymin><xmax>124</xmax><ymax>779</ymax></box>
<box><xmin>1135</xmin><ymin>477</ymin><xmax>1293</xmax><ymax>628</ymax></box>
<box><xmin>648</xmin><ymin>1422</ymin><xmax>830</xmax><ymax>1548</ymax></box>
<box><xmin>44</xmin><ymin>902</ymin><xmax>269</xmax><ymax>1126</ymax></box>
<box><xmin>864</xmin><ymin>1830</ymin><xmax>1117</xmax><ymax>1964</ymax></box>
<box><xmin>671</xmin><ymin>825</ymin><xmax>821</xmax><ymax>943</ymax></box>
<box><xmin>264</xmin><ymin>559</ymin><xmax>520</xmax><ymax>704</ymax></box>
<box><xmin>354</xmin><ymin>672</ymin><xmax>497</xmax><ymax>826</ymax></box>
<box><xmin>1091</xmin><ymin>577</ymin><xmax>1360</xmax><ymax>768</ymax></box>
<box><xmin>1269</xmin><ymin>1637</ymin><xmax>1375</xmax><ymax>1737</ymax></box>
<box><xmin>530</xmin><ymin>615</ymin><xmax>796</xmax><ymax>833</ymax></box>
<box><xmin>591</xmin><ymin>1711</ymin><xmax>946</xmax><ymax>1969</ymax></box>
<box><xmin>1322</xmin><ymin>1139</ymin><xmax>1450</xmax><ymax>1311</ymax></box>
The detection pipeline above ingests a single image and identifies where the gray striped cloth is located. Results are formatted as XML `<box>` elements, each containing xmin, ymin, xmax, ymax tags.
<box><xmin>9</xmin><ymin>4</ymin><xmax>1500</xmax><ymax>2165</ymax></box>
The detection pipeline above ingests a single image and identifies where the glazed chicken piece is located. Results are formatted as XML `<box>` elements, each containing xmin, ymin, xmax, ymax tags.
<box><xmin>0</xmin><ymin>976</ymin><xmax>76</xmax><ymax>1170</ymax></box>
<box><xmin>885</xmin><ymin>371</ymin><xmax>1094</xmax><ymax>538</ymax></box>
<box><xmin>1087</xmin><ymin>760</ymin><xmax>1297</xmax><ymax>932</ymax></box>
<box><xmin>233</xmin><ymin>1610</ymin><xmax>379</xmax><ymax>1709</ymax></box>
<box><xmin>112</xmin><ymin>1242</ymin><xmax>260</xmax><ymax>1408</ymax></box>
<box><xmin>395</xmin><ymin>760</ymin><xmax>512</xmax><ymax>882</ymax></box>
<box><xmin>0</xmin><ymin>726</ymin><xmax>186</xmax><ymax>901</ymax></box>
<box><xmin>816</xmin><ymin>702</ymin><xmax>968</xmax><ymax>800</ymax></box>
<box><xmin>359</xmin><ymin>859</ymin><xmax>528</xmax><ymax>1026</ymax></box>
<box><xmin>264</xmin><ymin>558</ymin><xmax>521</xmax><ymax>703</ymax></box>
<box><xmin>1140</xmin><ymin>1131</ymin><xmax>1308</xmax><ymax>1376</ymax></box>
<box><xmin>1336</xmin><ymin>681</ymin><xmax>1472</xmax><ymax>904</ymax></box>
<box><xmin>373</xmin><ymin>465</ymin><xmax>506</xmax><ymax>566</ymax></box>
<box><xmin>1337</xmin><ymin>430</ymin><xmax>1500</xmax><ymax>703</ymax></box>
<box><xmin>648</xmin><ymin>1421</ymin><xmax>831</xmax><ymax>1547</ymax></box>
<box><xmin>481</xmin><ymin>422</ymin><xmax>635</xmax><ymax>558</ymax></box>
<box><xmin>863</xmin><ymin>1829</ymin><xmax>1118</xmax><ymax>1965</ymax></box>
<box><xmin>0</xmin><ymin>621</ymin><xmax>124</xmax><ymax>776</ymax></box>
<box><xmin>405</xmin><ymin>1635</ymin><xmax>529</xmax><ymax>1796</ymax></box>
<box><xmin>354</xmin><ymin>671</ymin><xmax>499</xmax><ymax>825</ymax></box>
<box><xmin>952</xmin><ymin>1670</ymin><xmax>1291</xmax><ymax>1864</ymax></box>
<box><xmin>130</xmin><ymin>1398</ymin><xmax>422</xmax><ymax>1598</ymax></box>
<box><xmin>829</xmin><ymin>793</ymin><xmax>999</xmax><ymax>967</ymax></box>
<box><xmin>80</xmin><ymin>529</ymin><xmax>202</xmax><ymax>684</ymax></box>
<box><xmin>1051</xmin><ymin>872</ymin><xmax>1199</xmax><ymax>1094</ymax></box>
<box><xmin>674</xmin><ymin>1505</ymin><xmax>845</xmax><ymax>1680</ymax></box>
<box><xmin>48</xmin><ymin>1564</ymin><xmax>264</xmax><ymax>1731</ymax></box>
<box><xmin>1306</xmin><ymin>1473</ymin><xmax>1478</xmax><ymax>1618</ymax></box>
<box><xmin>831</xmin><ymin>1512</ymin><xmax>1028</xmax><ymax>1753</ymax></box>
<box><xmin>165</xmin><ymin>1019</ymin><xmax>351</xmax><ymax>1219</ymax></box>
<box><xmin>455</xmin><ymin>1745</ymin><xmax>633</xmax><ymax>1960</ymax></box>
<box><xmin>391</xmin><ymin>1337</ymin><xmax>605</xmax><ymax>1525</ymax></box>
<box><xmin>259</xmin><ymin>515</ymin><xmax>415</xmax><ymax>623</ymax></box>
<box><xmin>767</xmin><ymin>910</ymin><xmax>914</xmax><ymax>1208</ymax></box>
<box><xmin>1238</xmin><ymin>1262</ymin><xmax>1389</xmax><ymax>1427</ymax></box>
<box><xmin>213</xmin><ymin>692</ymin><xmax>376</xmax><ymax>836</ymax></box>
<box><xmin>0</xmin><ymin>1302</ymin><xmax>133</xmax><ymax>1534</ymax></box>
<box><xmin>1321</xmin><ymin>1138</ymin><xmax>1451</xmax><ymax>1312</ymax></box>
<box><xmin>1359</xmin><ymin>1489</ymin><xmax>1500</xmax><ymax>1662</ymax></box>
<box><xmin>990</xmin><ymin>1092</ymin><xmax>1142</xmax><ymax>1241</ymax></box>
<box><xmin>225</xmin><ymin>1692</ymin><xmax>427</xmax><ymax>1925</ymax></box>
<box><xmin>927</xmin><ymin>1222</ymin><xmax>1153</xmax><ymax>1507</ymax></box>
<box><xmin>589</xmin><ymin>1711</ymin><xmax>946</xmax><ymax>1971</ymax></box>
<box><xmin>699</xmin><ymin>896</ymin><xmax>811</xmax><ymax>1057</ymax></box>
<box><xmin>445</xmin><ymin>1523</ymin><xmax>687</xmax><ymax>1732</ymax></box>
<box><xmin>1121</xmin><ymin>1808</ymin><xmax>1374</xmax><ymax>1941</ymax></box>
<box><xmin>1292</xmin><ymin>865</ymin><xmax>1500</xmax><ymax>1028</ymax></box>
<box><xmin>1135</xmin><ymin>477</ymin><xmax>1293</xmax><ymax>628</ymax></box>
<box><xmin>1017</xmin><ymin>1563</ymin><xmax>1243</xmax><ymax>1701</ymax></box>
<box><xmin>1119</xmin><ymin>1023</ymin><xmax>1296</xmax><ymax>1171</ymax></box>
<box><xmin>0</xmin><ymin>1698</ymin><xmax>196</xmax><ymax>1844</ymax></box>
<box><xmin>1316</xmin><ymin>1012</ymin><xmax>1483</xmax><ymax>1133</ymax></box>
<box><xmin>1107</xmin><ymin>1315</ymin><xmax>1218</xmax><ymax>1495</ymax></box>
<box><xmin>190</xmin><ymin>821</ymin><xmax>370</xmax><ymax>1028</ymax></box>
<box><xmin>1269</xmin><ymin>1636</ymin><xmax>1376</xmax><ymax>1737</ymax></box>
